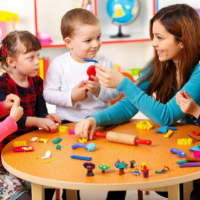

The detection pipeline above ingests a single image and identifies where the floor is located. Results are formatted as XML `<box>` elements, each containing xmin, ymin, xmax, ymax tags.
<box><xmin>49</xmin><ymin>104</ymin><xmax>165</xmax><ymax>199</ymax></box>
<box><xmin>52</xmin><ymin>190</ymin><xmax>167</xmax><ymax>200</ymax></box>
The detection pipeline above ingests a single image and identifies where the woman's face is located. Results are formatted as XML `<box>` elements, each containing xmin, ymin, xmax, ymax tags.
<box><xmin>151</xmin><ymin>20</ymin><xmax>183</xmax><ymax>66</ymax></box>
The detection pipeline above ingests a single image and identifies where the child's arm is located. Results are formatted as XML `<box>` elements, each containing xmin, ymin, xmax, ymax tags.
<box><xmin>0</xmin><ymin>102</ymin><xmax>9</xmax><ymax>118</ymax></box>
<box><xmin>43</xmin><ymin>60</ymin><xmax>84</xmax><ymax>107</ymax></box>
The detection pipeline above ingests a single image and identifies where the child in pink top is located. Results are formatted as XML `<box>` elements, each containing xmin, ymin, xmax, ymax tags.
<box><xmin>0</xmin><ymin>93</ymin><xmax>23</xmax><ymax>142</ymax></box>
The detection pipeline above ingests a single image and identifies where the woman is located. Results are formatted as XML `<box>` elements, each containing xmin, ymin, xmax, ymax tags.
<box><xmin>75</xmin><ymin>4</ymin><xmax>200</xmax><ymax>199</ymax></box>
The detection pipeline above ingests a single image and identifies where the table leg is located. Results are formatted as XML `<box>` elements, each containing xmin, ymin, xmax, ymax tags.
<box><xmin>183</xmin><ymin>181</ymin><xmax>193</xmax><ymax>200</ymax></box>
<box><xmin>31</xmin><ymin>183</ymin><xmax>44</xmax><ymax>200</ymax></box>
<box><xmin>66</xmin><ymin>189</ymin><xmax>77</xmax><ymax>200</ymax></box>
<box><xmin>168</xmin><ymin>184</ymin><xmax>180</xmax><ymax>200</ymax></box>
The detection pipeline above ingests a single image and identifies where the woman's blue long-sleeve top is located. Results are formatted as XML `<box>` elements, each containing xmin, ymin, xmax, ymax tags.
<box><xmin>89</xmin><ymin>63</ymin><xmax>200</xmax><ymax>127</ymax></box>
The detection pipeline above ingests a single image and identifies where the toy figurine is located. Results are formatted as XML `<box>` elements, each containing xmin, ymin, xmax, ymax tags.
<box><xmin>130</xmin><ymin>160</ymin><xmax>136</xmax><ymax>168</ymax></box>
<box><xmin>132</xmin><ymin>168</ymin><xmax>140</xmax><ymax>176</ymax></box>
<box><xmin>98</xmin><ymin>164</ymin><xmax>110</xmax><ymax>173</ymax></box>
<box><xmin>155</xmin><ymin>166</ymin><xmax>170</xmax><ymax>174</ymax></box>
<box><xmin>142</xmin><ymin>165</ymin><xmax>149</xmax><ymax>178</ymax></box>
<box><xmin>83</xmin><ymin>162</ymin><xmax>95</xmax><ymax>176</ymax></box>
<box><xmin>116</xmin><ymin>161</ymin><xmax>128</xmax><ymax>175</ymax></box>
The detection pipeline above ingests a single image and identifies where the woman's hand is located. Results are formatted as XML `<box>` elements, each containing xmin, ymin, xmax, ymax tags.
<box><xmin>75</xmin><ymin>117</ymin><xmax>97</xmax><ymax>140</ymax></box>
<box><xmin>46</xmin><ymin>113</ymin><xmax>61</xmax><ymax>125</ymax></box>
<box><xmin>4</xmin><ymin>94</ymin><xmax>20</xmax><ymax>110</ymax></box>
<box><xmin>95</xmin><ymin>63</ymin><xmax>124</xmax><ymax>88</ymax></box>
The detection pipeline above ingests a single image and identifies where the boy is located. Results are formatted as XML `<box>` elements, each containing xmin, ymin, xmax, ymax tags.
<box><xmin>43</xmin><ymin>8</ymin><xmax>122</xmax><ymax>200</ymax></box>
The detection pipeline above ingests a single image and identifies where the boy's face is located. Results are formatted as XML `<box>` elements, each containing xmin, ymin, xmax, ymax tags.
<box><xmin>65</xmin><ymin>23</ymin><xmax>101</xmax><ymax>63</ymax></box>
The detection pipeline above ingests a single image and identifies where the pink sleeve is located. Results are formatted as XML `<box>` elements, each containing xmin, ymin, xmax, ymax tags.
<box><xmin>0</xmin><ymin>102</ymin><xmax>10</xmax><ymax>118</ymax></box>
<box><xmin>0</xmin><ymin>116</ymin><xmax>17</xmax><ymax>142</ymax></box>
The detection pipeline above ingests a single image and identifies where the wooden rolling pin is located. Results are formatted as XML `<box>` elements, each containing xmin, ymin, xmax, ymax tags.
<box><xmin>94</xmin><ymin>132</ymin><xmax>152</xmax><ymax>146</ymax></box>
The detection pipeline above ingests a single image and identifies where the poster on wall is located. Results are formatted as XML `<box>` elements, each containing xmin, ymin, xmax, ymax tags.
<box><xmin>156</xmin><ymin>0</ymin><xmax>200</xmax><ymax>14</ymax></box>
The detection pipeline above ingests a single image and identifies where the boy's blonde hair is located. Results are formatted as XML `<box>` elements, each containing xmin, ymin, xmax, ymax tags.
<box><xmin>61</xmin><ymin>8</ymin><xmax>99</xmax><ymax>40</ymax></box>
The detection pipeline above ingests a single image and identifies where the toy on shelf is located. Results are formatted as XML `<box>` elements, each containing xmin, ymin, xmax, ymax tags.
<box><xmin>115</xmin><ymin>161</ymin><xmax>128</xmax><ymax>175</ymax></box>
<box><xmin>83</xmin><ymin>162</ymin><xmax>95</xmax><ymax>176</ymax></box>
<box><xmin>0</xmin><ymin>11</ymin><xmax>19</xmax><ymax>34</ymax></box>
<box><xmin>177</xmin><ymin>138</ymin><xmax>192</xmax><ymax>145</ymax></box>
<box><xmin>13</xmin><ymin>141</ymin><xmax>33</xmax><ymax>152</ymax></box>
<box><xmin>155</xmin><ymin>166</ymin><xmax>170</xmax><ymax>174</ymax></box>
<box><xmin>94</xmin><ymin>131</ymin><xmax>152</xmax><ymax>146</ymax></box>
<box><xmin>98</xmin><ymin>164</ymin><xmax>110</xmax><ymax>173</ymax></box>
<box><xmin>71</xmin><ymin>143</ymin><xmax>96</xmax><ymax>151</ymax></box>
<box><xmin>71</xmin><ymin>155</ymin><xmax>92</xmax><ymax>161</ymax></box>
<box><xmin>130</xmin><ymin>160</ymin><xmax>136</xmax><ymax>168</ymax></box>
<box><xmin>132</xmin><ymin>168</ymin><xmax>140</xmax><ymax>176</ymax></box>
<box><xmin>58</xmin><ymin>125</ymin><xmax>68</xmax><ymax>133</ymax></box>
<box><xmin>170</xmin><ymin>148</ymin><xmax>186</xmax><ymax>158</ymax></box>
<box><xmin>52</xmin><ymin>137</ymin><xmax>62</xmax><ymax>144</ymax></box>
<box><xmin>38</xmin><ymin>32</ymin><xmax>52</xmax><ymax>45</ymax></box>
<box><xmin>136</xmin><ymin>120</ymin><xmax>153</xmax><ymax>130</ymax></box>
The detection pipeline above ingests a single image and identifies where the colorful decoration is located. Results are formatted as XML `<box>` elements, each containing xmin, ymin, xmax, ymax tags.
<box><xmin>132</xmin><ymin>168</ymin><xmax>140</xmax><ymax>176</ymax></box>
<box><xmin>83</xmin><ymin>162</ymin><xmax>95</xmax><ymax>176</ymax></box>
<box><xmin>98</xmin><ymin>164</ymin><xmax>110</xmax><ymax>173</ymax></box>
<box><xmin>115</xmin><ymin>161</ymin><xmax>128</xmax><ymax>175</ymax></box>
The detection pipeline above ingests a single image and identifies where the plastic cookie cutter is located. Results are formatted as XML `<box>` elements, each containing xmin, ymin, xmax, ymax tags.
<box><xmin>136</xmin><ymin>120</ymin><xmax>153</xmax><ymax>130</ymax></box>
<box><xmin>84</xmin><ymin>59</ymin><xmax>98</xmax><ymax>82</ymax></box>
<box><xmin>52</xmin><ymin>137</ymin><xmax>62</xmax><ymax>144</ymax></box>
<box><xmin>58</xmin><ymin>125</ymin><xmax>68</xmax><ymax>133</ymax></box>
<box><xmin>193</xmin><ymin>151</ymin><xmax>200</xmax><ymax>158</ymax></box>
<box><xmin>170</xmin><ymin>148</ymin><xmax>186</xmax><ymax>158</ymax></box>
<box><xmin>13</xmin><ymin>146</ymin><xmax>34</xmax><ymax>152</ymax></box>
<box><xmin>71</xmin><ymin>143</ymin><xmax>96</xmax><ymax>152</ymax></box>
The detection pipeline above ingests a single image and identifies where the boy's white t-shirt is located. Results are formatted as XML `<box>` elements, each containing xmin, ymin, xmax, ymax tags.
<box><xmin>43</xmin><ymin>52</ymin><xmax>120</xmax><ymax>122</ymax></box>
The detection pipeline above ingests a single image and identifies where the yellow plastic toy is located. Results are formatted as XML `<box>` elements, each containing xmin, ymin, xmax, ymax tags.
<box><xmin>78</xmin><ymin>138</ymin><xmax>87</xmax><ymax>144</ymax></box>
<box><xmin>58</xmin><ymin>125</ymin><xmax>68</xmax><ymax>133</ymax></box>
<box><xmin>136</xmin><ymin>121</ymin><xmax>153</xmax><ymax>130</ymax></box>
<box><xmin>177</xmin><ymin>138</ymin><xmax>192</xmax><ymax>145</ymax></box>
<box><xmin>0</xmin><ymin>11</ymin><xmax>19</xmax><ymax>30</ymax></box>
<box><xmin>13</xmin><ymin>141</ymin><xmax>27</xmax><ymax>147</ymax></box>
<box><xmin>38</xmin><ymin>138</ymin><xmax>48</xmax><ymax>144</ymax></box>
<box><xmin>164</xmin><ymin>130</ymin><xmax>174</xmax><ymax>138</ymax></box>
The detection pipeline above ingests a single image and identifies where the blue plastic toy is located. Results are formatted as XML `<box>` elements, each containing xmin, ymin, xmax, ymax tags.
<box><xmin>170</xmin><ymin>148</ymin><xmax>186</xmax><ymax>158</ymax></box>
<box><xmin>71</xmin><ymin>155</ymin><xmax>92</xmax><ymax>161</ymax></box>
<box><xmin>71</xmin><ymin>143</ymin><xmax>96</xmax><ymax>151</ymax></box>
<box><xmin>84</xmin><ymin>59</ymin><xmax>98</xmax><ymax>63</ymax></box>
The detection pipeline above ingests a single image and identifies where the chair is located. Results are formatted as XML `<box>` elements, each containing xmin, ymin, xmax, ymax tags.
<box><xmin>110</xmin><ymin>72</ymin><xmax>136</xmax><ymax>105</ymax></box>
<box><xmin>110</xmin><ymin>72</ymin><xmax>149</xmax><ymax>200</ymax></box>
<box><xmin>55</xmin><ymin>189</ymin><xmax>60</xmax><ymax>199</ymax></box>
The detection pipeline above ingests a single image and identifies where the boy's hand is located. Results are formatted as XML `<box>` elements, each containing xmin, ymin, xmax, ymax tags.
<box><xmin>85</xmin><ymin>76</ymin><xmax>100</xmax><ymax>97</ymax></box>
<box><xmin>75</xmin><ymin>117</ymin><xmax>97</xmax><ymax>140</ymax></box>
<box><xmin>71</xmin><ymin>80</ymin><xmax>88</xmax><ymax>102</ymax></box>
<box><xmin>46</xmin><ymin>113</ymin><xmax>61</xmax><ymax>125</ymax></box>
<box><xmin>4</xmin><ymin>94</ymin><xmax>20</xmax><ymax>110</ymax></box>
<box><xmin>179</xmin><ymin>91</ymin><xmax>200</xmax><ymax>118</ymax></box>
<box><xmin>35</xmin><ymin>118</ymin><xmax>58</xmax><ymax>132</ymax></box>
<box><xmin>10</xmin><ymin>100</ymin><xmax>23</xmax><ymax>122</ymax></box>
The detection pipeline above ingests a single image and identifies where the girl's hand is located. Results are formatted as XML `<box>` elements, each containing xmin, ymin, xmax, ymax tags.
<box><xmin>95</xmin><ymin>63</ymin><xmax>124</xmax><ymax>88</ymax></box>
<box><xmin>179</xmin><ymin>91</ymin><xmax>200</xmax><ymax>118</ymax></box>
<box><xmin>75</xmin><ymin>117</ymin><xmax>97</xmax><ymax>140</ymax></box>
<box><xmin>46</xmin><ymin>113</ymin><xmax>61</xmax><ymax>125</ymax></box>
<box><xmin>85</xmin><ymin>76</ymin><xmax>100</xmax><ymax>97</ymax></box>
<box><xmin>4</xmin><ymin>94</ymin><xmax>20</xmax><ymax>110</ymax></box>
<box><xmin>176</xmin><ymin>91</ymin><xmax>183</xmax><ymax>106</ymax></box>
<box><xmin>10</xmin><ymin>100</ymin><xmax>23</xmax><ymax>121</ymax></box>
<box><xmin>35</xmin><ymin>118</ymin><xmax>58</xmax><ymax>132</ymax></box>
